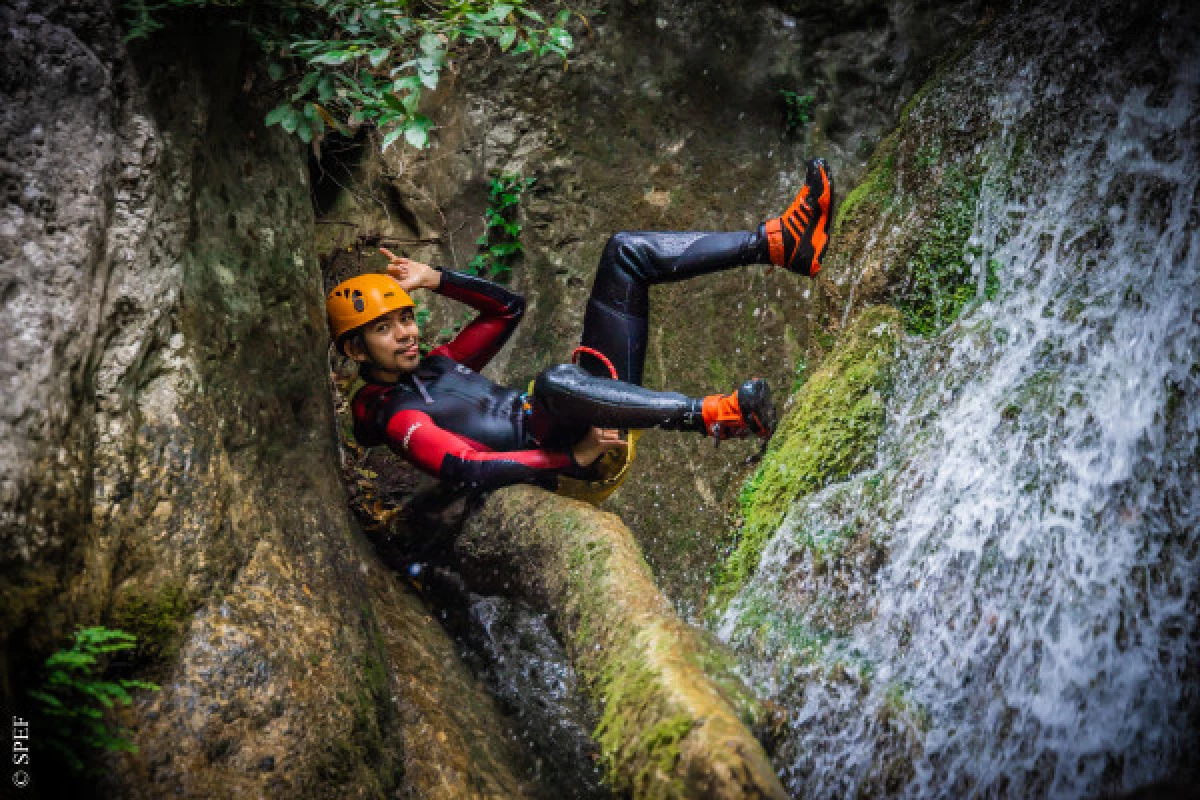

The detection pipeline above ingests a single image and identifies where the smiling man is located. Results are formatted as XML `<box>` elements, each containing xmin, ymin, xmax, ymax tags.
<box><xmin>326</xmin><ymin>158</ymin><xmax>833</xmax><ymax>494</ymax></box>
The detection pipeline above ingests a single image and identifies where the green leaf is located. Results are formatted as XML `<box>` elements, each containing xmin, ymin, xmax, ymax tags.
<box><xmin>419</xmin><ymin>32</ymin><xmax>443</xmax><ymax>56</ymax></box>
<box><xmin>293</xmin><ymin>70</ymin><xmax>320</xmax><ymax>100</ymax></box>
<box><xmin>265</xmin><ymin>104</ymin><xmax>291</xmax><ymax>127</ymax></box>
<box><xmin>548</xmin><ymin>28</ymin><xmax>573</xmax><ymax>50</ymax></box>
<box><xmin>268</xmin><ymin>62</ymin><xmax>285</xmax><ymax>81</ymax></box>
<box><xmin>46</xmin><ymin>651</ymin><xmax>95</xmax><ymax>670</ymax></box>
<box><xmin>311</xmin><ymin>49</ymin><xmax>357</xmax><ymax>66</ymax></box>
<box><xmin>555</xmin><ymin>9</ymin><xmax>571</xmax><ymax>27</ymax></box>
<box><xmin>497</xmin><ymin>26</ymin><xmax>517</xmax><ymax>51</ymax></box>
<box><xmin>416</xmin><ymin>57</ymin><xmax>440</xmax><ymax>89</ymax></box>
<box><xmin>490</xmin><ymin>241</ymin><xmax>521</xmax><ymax>256</ymax></box>
<box><xmin>390</xmin><ymin>77</ymin><xmax>420</xmax><ymax>96</ymax></box>
<box><xmin>517</xmin><ymin>7</ymin><xmax>544</xmax><ymax>22</ymax></box>
<box><xmin>404</xmin><ymin>123</ymin><xmax>428</xmax><ymax>149</ymax></box>
<box><xmin>368</xmin><ymin>47</ymin><xmax>390</xmax><ymax>68</ymax></box>
<box><xmin>491</xmin><ymin>4</ymin><xmax>515</xmax><ymax>21</ymax></box>
<box><xmin>383</xmin><ymin>91</ymin><xmax>407</xmax><ymax>111</ymax></box>
<box><xmin>381</xmin><ymin>127</ymin><xmax>406</xmax><ymax>152</ymax></box>
<box><xmin>297</xmin><ymin>119</ymin><xmax>313</xmax><ymax>143</ymax></box>
<box><xmin>280</xmin><ymin>109</ymin><xmax>300</xmax><ymax>134</ymax></box>
<box><xmin>317</xmin><ymin>74</ymin><xmax>335</xmax><ymax>102</ymax></box>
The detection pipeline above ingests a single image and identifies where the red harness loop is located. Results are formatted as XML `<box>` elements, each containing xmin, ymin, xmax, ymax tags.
<box><xmin>571</xmin><ymin>346</ymin><xmax>619</xmax><ymax>381</ymax></box>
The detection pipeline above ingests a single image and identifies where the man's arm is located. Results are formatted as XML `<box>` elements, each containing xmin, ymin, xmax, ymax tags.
<box><xmin>383</xmin><ymin>408</ymin><xmax>582</xmax><ymax>491</ymax></box>
<box><xmin>427</xmin><ymin>269</ymin><xmax>525</xmax><ymax>371</ymax></box>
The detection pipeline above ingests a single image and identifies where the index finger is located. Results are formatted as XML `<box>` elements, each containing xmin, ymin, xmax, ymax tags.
<box><xmin>379</xmin><ymin>247</ymin><xmax>400</xmax><ymax>261</ymax></box>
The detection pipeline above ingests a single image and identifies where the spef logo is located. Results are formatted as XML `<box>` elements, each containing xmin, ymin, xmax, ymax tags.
<box><xmin>351</xmin><ymin>289</ymin><xmax>365</xmax><ymax>313</ymax></box>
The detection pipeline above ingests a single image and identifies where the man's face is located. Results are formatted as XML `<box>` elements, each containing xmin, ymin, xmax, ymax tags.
<box><xmin>355</xmin><ymin>307</ymin><xmax>420</xmax><ymax>375</ymax></box>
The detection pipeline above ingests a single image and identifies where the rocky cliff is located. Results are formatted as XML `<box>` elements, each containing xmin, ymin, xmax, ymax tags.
<box><xmin>1</xmin><ymin>3</ymin><xmax>532</xmax><ymax>797</ymax></box>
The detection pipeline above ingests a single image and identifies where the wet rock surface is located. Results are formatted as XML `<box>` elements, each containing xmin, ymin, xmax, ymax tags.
<box><xmin>720</xmin><ymin>0</ymin><xmax>1200</xmax><ymax>795</ymax></box>
<box><xmin>1</xmin><ymin>3</ymin><xmax>532</xmax><ymax>797</ymax></box>
<box><xmin>455</xmin><ymin>486</ymin><xmax>787</xmax><ymax>799</ymax></box>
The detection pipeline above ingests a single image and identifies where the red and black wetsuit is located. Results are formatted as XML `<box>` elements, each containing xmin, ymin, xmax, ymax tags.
<box><xmin>350</xmin><ymin>269</ymin><xmax>584</xmax><ymax>491</ymax></box>
<box><xmin>350</xmin><ymin>228</ymin><xmax>770</xmax><ymax>492</ymax></box>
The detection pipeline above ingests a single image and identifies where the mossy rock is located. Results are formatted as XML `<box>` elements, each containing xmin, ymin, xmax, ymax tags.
<box><xmin>457</xmin><ymin>487</ymin><xmax>789</xmax><ymax>799</ymax></box>
<box><xmin>110</xmin><ymin>583</ymin><xmax>197</xmax><ymax>669</ymax></box>
<box><xmin>710</xmin><ymin>305</ymin><xmax>902</xmax><ymax>612</ymax></box>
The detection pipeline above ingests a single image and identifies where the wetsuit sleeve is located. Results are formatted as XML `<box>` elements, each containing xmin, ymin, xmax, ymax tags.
<box><xmin>428</xmin><ymin>269</ymin><xmax>525</xmax><ymax>372</ymax></box>
<box><xmin>384</xmin><ymin>408</ymin><xmax>581</xmax><ymax>491</ymax></box>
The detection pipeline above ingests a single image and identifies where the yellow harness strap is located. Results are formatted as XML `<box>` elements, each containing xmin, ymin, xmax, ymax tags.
<box><xmin>525</xmin><ymin>379</ymin><xmax>641</xmax><ymax>506</ymax></box>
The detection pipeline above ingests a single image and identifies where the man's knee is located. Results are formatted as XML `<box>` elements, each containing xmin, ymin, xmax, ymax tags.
<box><xmin>603</xmin><ymin>231</ymin><xmax>646</xmax><ymax>270</ymax></box>
<box><xmin>534</xmin><ymin>363</ymin><xmax>588</xmax><ymax>401</ymax></box>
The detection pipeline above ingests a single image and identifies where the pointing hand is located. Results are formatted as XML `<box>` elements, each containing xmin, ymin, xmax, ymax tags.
<box><xmin>380</xmin><ymin>248</ymin><xmax>441</xmax><ymax>291</ymax></box>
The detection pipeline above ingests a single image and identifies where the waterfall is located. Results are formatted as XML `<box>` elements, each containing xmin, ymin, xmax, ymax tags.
<box><xmin>719</xmin><ymin>20</ymin><xmax>1199</xmax><ymax>799</ymax></box>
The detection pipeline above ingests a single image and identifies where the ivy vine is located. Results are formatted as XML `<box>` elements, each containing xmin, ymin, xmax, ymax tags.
<box><xmin>469</xmin><ymin>173</ymin><xmax>536</xmax><ymax>280</ymax></box>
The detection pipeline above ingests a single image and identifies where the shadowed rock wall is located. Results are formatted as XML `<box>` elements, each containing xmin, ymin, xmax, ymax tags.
<box><xmin>1</xmin><ymin>3</ymin><xmax>530</xmax><ymax>797</ymax></box>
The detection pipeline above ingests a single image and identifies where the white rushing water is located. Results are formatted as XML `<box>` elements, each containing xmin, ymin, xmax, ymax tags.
<box><xmin>719</xmin><ymin>18</ymin><xmax>1199</xmax><ymax>800</ymax></box>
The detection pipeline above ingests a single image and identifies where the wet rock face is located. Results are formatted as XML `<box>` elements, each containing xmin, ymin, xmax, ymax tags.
<box><xmin>2</xmin><ymin>4</ymin><xmax>531</xmax><ymax>798</ymax></box>
<box><xmin>721</xmin><ymin>0</ymin><xmax>1200</xmax><ymax>795</ymax></box>
<box><xmin>1</xmin><ymin>0</ymin><xmax>124</xmax><ymax>648</ymax></box>
<box><xmin>318</xmin><ymin>0</ymin><xmax>984</xmax><ymax>613</ymax></box>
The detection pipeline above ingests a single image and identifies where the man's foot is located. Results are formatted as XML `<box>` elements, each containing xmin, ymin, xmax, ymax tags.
<box><xmin>701</xmin><ymin>379</ymin><xmax>777</xmax><ymax>445</ymax></box>
<box><xmin>763</xmin><ymin>158</ymin><xmax>834</xmax><ymax>276</ymax></box>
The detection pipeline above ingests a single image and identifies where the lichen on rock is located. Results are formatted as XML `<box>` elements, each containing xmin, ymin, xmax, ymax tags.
<box><xmin>710</xmin><ymin>305</ymin><xmax>902</xmax><ymax>612</ymax></box>
<box><xmin>456</xmin><ymin>486</ymin><xmax>787</xmax><ymax>799</ymax></box>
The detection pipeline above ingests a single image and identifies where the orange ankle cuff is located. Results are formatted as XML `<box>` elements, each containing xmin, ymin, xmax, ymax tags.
<box><xmin>702</xmin><ymin>392</ymin><xmax>742</xmax><ymax>430</ymax></box>
<box><xmin>764</xmin><ymin>218</ymin><xmax>785</xmax><ymax>267</ymax></box>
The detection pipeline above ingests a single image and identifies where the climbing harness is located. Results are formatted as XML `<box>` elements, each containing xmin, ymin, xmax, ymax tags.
<box><xmin>551</xmin><ymin>346</ymin><xmax>642</xmax><ymax>506</ymax></box>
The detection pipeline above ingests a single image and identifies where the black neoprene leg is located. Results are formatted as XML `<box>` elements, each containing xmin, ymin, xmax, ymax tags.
<box><xmin>528</xmin><ymin>364</ymin><xmax>705</xmax><ymax>448</ymax></box>
<box><xmin>579</xmin><ymin>229</ymin><xmax>769</xmax><ymax>384</ymax></box>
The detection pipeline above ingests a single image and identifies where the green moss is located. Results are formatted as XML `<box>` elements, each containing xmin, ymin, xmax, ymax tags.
<box><xmin>834</xmin><ymin>137</ymin><xmax>898</xmax><ymax>238</ymax></box>
<box><xmin>635</xmin><ymin>715</ymin><xmax>694</xmax><ymax>795</ymax></box>
<box><xmin>881</xmin><ymin>681</ymin><xmax>931</xmax><ymax>733</ymax></box>
<box><xmin>551</xmin><ymin>507</ymin><xmax>711</xmax><ymax>798</ymax></box>
<box><xmin>732</xmin><ymin>589</ymin><xmax>832</xmax><ymax>664</ymax></box>
<box><xmin>893</xmin><ymin>164</ymin><xmax>985</xmax><ymax>335</ymax></box>
<box><xmin>312</xmin><ymin>603</ymin><xmax>397</xmax><ymax>791</ymax></box>
<box><xmin>914</xmin><ymin>139</ymin><xmax>943</xmax><ymax>171</ymax></box>
<box><xmin>590</xmin><ymin>646</ymin><xmax>694</xmax><ymax>800</ymax></box>
<box><xmin>684</xmin><ymin>631</ymin><xmax>762</xmax><ymax>726</ymax></box>
<box><xmin>709</xmin><ymin>306</ymin><xmax>902</xmax><ymax>613</ymax></box>
<box><xmin>790</xmin><ymin>357</ymin><xmax>810</xmax><ymax>395</ymax></box>
<box><xmin>110</xmin><ymin>583</ymin><xmax>195</xmax><ymax>667</ymax></box>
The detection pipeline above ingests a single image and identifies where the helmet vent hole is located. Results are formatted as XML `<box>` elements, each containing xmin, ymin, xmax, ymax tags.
<box><xmin>351</xmin><ymin>289</ymin><xmax>365</xmax><ymax>313</ymax></box>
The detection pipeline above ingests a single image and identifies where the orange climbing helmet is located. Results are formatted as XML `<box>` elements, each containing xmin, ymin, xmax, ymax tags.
<box><xmin>326</xmin><ymin>273</ymin><xmax>415</xmax><ymax>352</ymax></box>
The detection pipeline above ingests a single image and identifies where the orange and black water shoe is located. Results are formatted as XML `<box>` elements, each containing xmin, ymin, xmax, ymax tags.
<box><xmin>764</xmin><ymin>158</ymin><xmax>834</xmax><ymax>276</ymax></box>
<box><xmin>702</xmin><ymin>378</ymin><xmax>777</xmax><ymax>445</ymax></box>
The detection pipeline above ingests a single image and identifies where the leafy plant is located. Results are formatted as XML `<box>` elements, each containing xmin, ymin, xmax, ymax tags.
<box><xmin>122</xmin><ymin>0</ymin><xmax>584</xmax><ymax>151</ymax></box>
<box><xmin>468</xmin><ymin>172</ymin><xmax>536</xmax><ymax>280</ymax></box>
<box><xmin>780</xmin><ymin>89</ymin><xmax>815</xmax><ymax>134</ymax></box>
<box><xmin>28</xmin><ymin>626</ymin><xmax>161</xmax><ymax>773</ymax></box>
<box><xmin>410</xmin><ymin>173</ymin><xmax>533</xmax><ymax>348</ymax></box>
